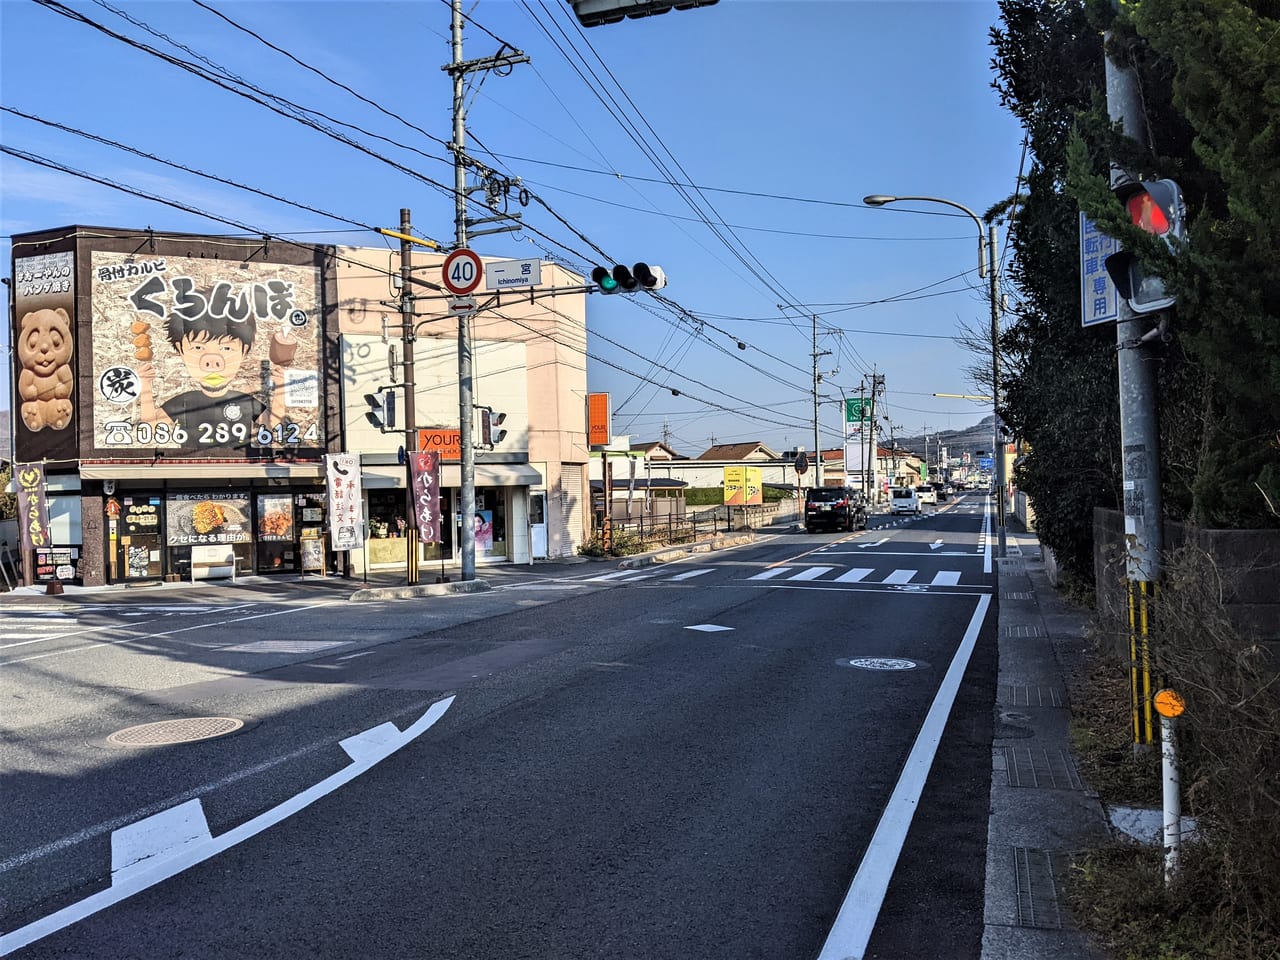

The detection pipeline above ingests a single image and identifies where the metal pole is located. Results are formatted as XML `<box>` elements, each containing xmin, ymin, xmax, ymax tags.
<box><xmin>989</xmin><ymin>220</ymin><xmax>1007</xmax><ymax>558</ymax></box>
<box><xmin>812</xmin><ymin>314</ymin><xmax>823</xmax><ymax>487</ymax></box>
<box><xmin>399</xmin><ymin>209</ymin><xmax>420</xmax><ymax>586</ymax></box>
<box><xmin>452</xmin><ymin>0</ymin><xmax>476</xmax><ymax>582</ymax></box>
<box><xmin>1106</xmin><ymin>27</ymin><xmax>1164</xmax><ymax>748</ymax></box>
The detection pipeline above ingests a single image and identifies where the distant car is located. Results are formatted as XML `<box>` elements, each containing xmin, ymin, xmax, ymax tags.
<box><xmin>916</xmin><ymin>483</ymin><xmax>938</xmax><ymax>505</ymax></box>
<box><xmin>889</xmin><ymin>486</ymin><xmax>920</xmax><ymax>515</ymax></box>
<box><xmin>804</xmin><ymin>486</ymin><xmax>867</xmax><ymax>533</ymax></box>
<box><xmin>935</xmin><ymin>485</ymin><xmax>951</xmax><ymax>502</ymax></box>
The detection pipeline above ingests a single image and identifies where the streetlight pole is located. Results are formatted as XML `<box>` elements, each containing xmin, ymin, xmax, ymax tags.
<box><xmin>863</xmin><ymin>194</ymin><xmax>1006</xmax><ymax>557</ymax></box>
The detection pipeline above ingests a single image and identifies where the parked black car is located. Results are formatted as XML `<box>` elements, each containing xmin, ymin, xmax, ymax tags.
<box><xmin>804</xmin><ymin>486</ymin><xmax>867</xmax><ymax>533</ymax></box>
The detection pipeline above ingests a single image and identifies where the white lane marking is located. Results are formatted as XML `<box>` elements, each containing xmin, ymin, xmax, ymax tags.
<box><xmin>1</xmin><ymin>601</ymin><xmax>343</xmax><ymax>664</ymax></box>
<box><xmin>336</xmin><ymin>650</ymin><xmax>377</xmax><ymax>661</ymax></box>
<box><xmin>834</xmin><ymin>568</ymin><xmax>875</xmax><ymax>584</ymax></box>
<box><xmin>0</xmin><ymin>697</ymin><xmax>455</xmax><ymax>956</ymax></box>
<box><xmin>667</xmin><ymin>568</ymin><xmax>713</xmax><ymax>581</ymax></box>
<box><xmin>882</xmin><ymin>569</ymin><xmax>916</xmax><ymax>584</ymax></box>
<box><xmin>930</xmin><ymin>571</ymin><xmax>962</xmax><ymax>586</ymax></box>
<box><xmin>817</xmin><ymin>595</ymin><xmax>991</xmax><ymax>960</ymax></box>
<box><xmin>585</xmin><ymin>570</ymin><xmax>644</xmax><ymax>582</ymax></box>
<box><xmin>685</xmin><ymin>624</ymin><xmax>733</xmax><ymax>632</ymax></box>
<box><xmin>789</xmin><ymin>566</ymin><xmax>834</xmax><ymax>582</ymax></box>
<box><xmin>748</xmin><ymin>567</ymin><xmax>792</xmax><ymax>581</ymax></box>
<box><xmin>929</xmin><ymin>540</ymin><xmax>944</xmax><ymax>550</ymax></box>
<box><xmin>858</xmin><ymin>538</ymin><xmax>890</xmax><ymax>550</ymax></box>
<box><xmin>111</xmin><ymin>800</ymin><xmax>211</xmax><ymax>883</ymax></box>
<box><xmin>984</xmin><ymin>500</ymin><xmax>993</xmax><ymax>574</ymax></box>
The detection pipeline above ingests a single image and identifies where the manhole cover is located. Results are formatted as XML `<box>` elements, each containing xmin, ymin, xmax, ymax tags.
<box><xmin>107</xmin><ymin>717</ymin><xmax>244</xmax><ymax>747</ymax></box>
<box><xmin>843</xmin><ymin>657</ymin><xmax>920</xmax><ymax>671</ymax></box>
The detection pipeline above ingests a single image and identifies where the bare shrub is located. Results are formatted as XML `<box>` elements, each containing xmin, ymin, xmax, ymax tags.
<box><xmin>1153</xmin><ymin>545</ymin><xmax>1280</xmax><ymax>948</ymax></box>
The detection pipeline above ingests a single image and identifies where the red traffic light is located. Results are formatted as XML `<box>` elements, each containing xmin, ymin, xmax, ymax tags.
<box><xmin>1117</xmin><ymin>179</ymin><xmax>1183</xmax><ymax>238</ymax></box>
<box><xmin>1126</xmin><ymin>192</ymin><xmax>1170</xmax><ymax>234</ymax></box>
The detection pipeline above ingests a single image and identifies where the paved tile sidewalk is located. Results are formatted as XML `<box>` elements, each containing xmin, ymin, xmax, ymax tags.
<box><xmin>982</xmin><ymin>521</ymin><xmax>1112</xmax><ymax>960</ymax></box>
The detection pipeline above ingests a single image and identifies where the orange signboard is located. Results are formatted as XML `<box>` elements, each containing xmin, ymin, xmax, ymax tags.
<box><xmin>418</xmin><ymin>427</ymin><xmax>461</xmax><ymax>460</ymax></box>
<box><xmin>587</xmin><ymin>392</ymin><xmax>610</xmax><ymax>447</ymax></box>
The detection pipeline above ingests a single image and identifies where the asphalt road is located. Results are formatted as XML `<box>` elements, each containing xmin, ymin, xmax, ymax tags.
<box><xmin>1</xmin><ymin>495</ymin><xmax>999</xmax><ymax>959</ymax></box>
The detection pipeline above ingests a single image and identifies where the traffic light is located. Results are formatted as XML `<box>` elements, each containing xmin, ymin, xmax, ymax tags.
<box><xmin>1103</xmin><ymin>179</ymin><xmax>1185</xmax><ymax>315</ymax></box>
<box><xmin>480</xmin><ymin>408</ymin><xmax>507</xmax><ymax>447</ymax></box>
<box><xmin>591</xmin><ymin>263</ymin><xmax>667</xmax><ymax>294</ymax></box>
<box><xmin>364</xmin><ymin>388</ymin><xmax>396</xmax><ymax>431</ymax></box>
<box><xmin>572</xmin><ymin>0</ymin><xmax>719</xmax><ymax>28</ymax></box>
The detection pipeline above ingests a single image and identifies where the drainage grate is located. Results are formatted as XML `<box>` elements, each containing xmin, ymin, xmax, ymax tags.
<box><xmin>1002</xmin><ymin>745</ymin><xmax>1084</xmax><ymax>790</ymax></box>
<box><xmin>1004</xmin><ymin>685</ymin><xmax>1065</xmax><ymax>708</ymax></box>
<box><xmin>1013</xmin><ymin>847</ymin><xmax>1069</xmax><ymax>928</ymax></box>
<box><xmin>108</xmin><ymin>717</ymin><xmax>244</xmax><ymax>747</ymax></box>
<box><xmin>1001</xmin><ymin>591</ymin><xmax>1034</xmax><ymax>600</ymax></box>
<box><xmin>1002</xmin><ymin>624</ymin><xmax>1046</xmax><ymax>638</ymax></box>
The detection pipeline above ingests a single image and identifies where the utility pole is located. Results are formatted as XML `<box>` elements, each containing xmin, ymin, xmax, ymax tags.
<box><xmin>867</xmin><ymin>371</ymin><xmax>883</xmax><ymax>504</ymax></box>
<box><xmin>399</xmin><ymin>209</ymin><xmax>419</xmax><ymax>585</ymax></box>
<box><xmin>860</xmin><ymin>381</ymin><xmax>870</xmax><ymax>499</ymax></box>
<box><xmin>1105</xmin><ymin>22</ymin><xmax>1164</xmax><ymax>748</ymax></box>
<box><xmin>812</xmin><ymin>314</ymin><xmax>831</xmax><ymax>487</ymax></box>
<box><xmin>989</xmin><ymin>218</ymin><xmax>1008</xmax><ymax>558</ymax></box>
<box><xmin>443</xmin><ymin>0</ymin><xmax>528</xmax><ymax>581</ymax></box>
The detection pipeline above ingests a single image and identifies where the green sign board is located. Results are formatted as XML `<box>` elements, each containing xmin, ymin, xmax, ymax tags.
<box><xmin>845</xmin><ymin>398</ymin><xmax>869</xmax><ymax>423</ymax></box>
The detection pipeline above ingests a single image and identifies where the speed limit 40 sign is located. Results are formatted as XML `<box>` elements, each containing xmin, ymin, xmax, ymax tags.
<box><xmin>442</xmin><ymin>248</ymin><xmax>483</xmax><ymax>296</ymax></box>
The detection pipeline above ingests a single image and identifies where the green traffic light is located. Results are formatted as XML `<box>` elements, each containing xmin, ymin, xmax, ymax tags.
<box><xmin>591</xmin><ymin>265</ymin><xmax>619</xmax><ymax>292</ymax></box>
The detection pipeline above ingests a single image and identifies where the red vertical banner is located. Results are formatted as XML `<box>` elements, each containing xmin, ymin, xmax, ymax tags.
<box><xmin>410</xmin><ymin>451</ymin><xmax>442</xmax><ymax>543</ymax></box>
<box><xmin>15</xmin><ymin>462</ymin><xmax>52</xmax><ymax>552</ymax></box>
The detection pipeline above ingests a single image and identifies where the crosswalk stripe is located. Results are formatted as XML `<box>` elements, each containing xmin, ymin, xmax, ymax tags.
<box><xmin>667</xmin><ymin>568</ymin><xmax>713</xmax><ymax>581</ymax></box>
<box><xmin>882</xmin><ymin>569</ymin><xmax>917</xmax><ymax>584</ymax></box>
<box><xmin>834</xmin><ymin>568</ymin><xmax>875</xmax><ymax>583</ymax></box>
<box><xmin>931</xmin><ymin>571</ymin><xmax>962</xmax><ymax>586</ymax></box>
<box><xmin>790</xmin><ymin>566</ymin><xmax>834</xmax><ymax>581</ymax></box>
<box><xmin>748</xmin><ymin>568</ymin><xmax>792</xmax><ymax>581</ymax></box>
<box><xmin>586</xmin><ymin>571</ymin><xmax>651</xmax><ymax>582</ymax></box>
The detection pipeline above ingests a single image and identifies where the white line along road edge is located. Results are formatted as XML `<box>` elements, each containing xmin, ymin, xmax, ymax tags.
<box><xmin>816</xmin><ymin>594</ymin><xmax>992</xmax><ymax>960</ymax></box>
<box><xmin>0</xmin><ymin>696</ymin><xmax>456</xmax><ymax>956</ymax></box>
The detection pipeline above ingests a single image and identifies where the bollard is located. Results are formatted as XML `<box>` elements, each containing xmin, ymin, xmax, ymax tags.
<box><xmin>1154</xmin><ymin>688</ymin><xmax>1186</xmax><ymax>884</ymax></box>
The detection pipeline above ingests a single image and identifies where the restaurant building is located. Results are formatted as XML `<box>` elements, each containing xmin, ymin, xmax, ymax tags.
<box><xmin>8</xmin><ymin>225</ymin><xmax>591</xmax><ymax>587</ymax></box>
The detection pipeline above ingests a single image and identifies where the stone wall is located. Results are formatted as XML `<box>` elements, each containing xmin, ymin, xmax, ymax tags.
<box><xmin>1094</xmin><ymin>508</ymin><xmax>1280</xmax><ymax>659</ymax></box>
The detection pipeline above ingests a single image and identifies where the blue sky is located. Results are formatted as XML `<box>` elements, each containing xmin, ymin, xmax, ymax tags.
<box><xmin>1</xmin><ymin>0</ymin><xmax>1026</xmax><ymax>456</ymax></box>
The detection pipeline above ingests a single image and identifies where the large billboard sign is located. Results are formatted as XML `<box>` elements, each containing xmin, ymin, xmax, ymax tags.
<box><xmin>88</xmin><ymin>251</ymin><xmax>324</xmax><ymax>458</ymax></box>
<box><xmin>12</xmin><ymin>252</ymin><xmax>78</xmax><ymax>463</ymax></box>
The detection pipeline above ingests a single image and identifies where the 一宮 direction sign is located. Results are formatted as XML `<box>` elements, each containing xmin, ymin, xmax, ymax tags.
<box><xmin>484</xmin><ymin>258</ymin><xmax>542</xmax><ymax>291</ymax></box>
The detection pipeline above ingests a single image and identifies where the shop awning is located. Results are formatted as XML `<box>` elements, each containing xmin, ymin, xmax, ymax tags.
<box><xmin>79</xmin><ymin>460</ymin><xmax>325</xmax><ymax>481</ymax></box>
<box><xmin>361</xmin><ymin>462</ymin><xmax>544</xmax><ymax>489</ymax></box>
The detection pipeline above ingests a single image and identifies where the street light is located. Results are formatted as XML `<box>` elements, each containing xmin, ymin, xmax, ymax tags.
<box><xmin>864</xmin><ymin>193</ymin><xmax>1006</xmax><ymax>557</ymax></box>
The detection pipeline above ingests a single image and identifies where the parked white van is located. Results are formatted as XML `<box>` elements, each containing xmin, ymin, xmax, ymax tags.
<box><xmin>889</xmin><ymin>486</ymin><xmax>920</xmax><ymax>515</ymax></box>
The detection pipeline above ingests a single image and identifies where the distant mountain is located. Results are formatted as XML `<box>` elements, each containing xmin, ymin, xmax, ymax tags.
<box><xmin>894</xmin><ymin>415</ymin><xmax>998</xmax><ymax>464</ymax></box>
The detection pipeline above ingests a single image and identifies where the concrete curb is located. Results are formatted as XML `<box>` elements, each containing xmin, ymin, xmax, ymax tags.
<box><xmin>349</xmin><ymin>579</ymin><xmax>493</xmax><ymax>602</ymax></box>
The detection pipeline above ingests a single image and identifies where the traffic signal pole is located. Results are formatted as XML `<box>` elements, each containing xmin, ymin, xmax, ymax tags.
<box><xmin>450</xmin><ymin>0</ymin><xmax>477</xmax><ymax>583</ymax></box>
<box><xmin>444</xmin><ymin>0</ymin><xmax>528</xmax><ymax>581</ymax></box>
<box><xmin>1106</xmin><ymin>27</ymin><xmax>1164</xmax><ymax>749</ymax></box>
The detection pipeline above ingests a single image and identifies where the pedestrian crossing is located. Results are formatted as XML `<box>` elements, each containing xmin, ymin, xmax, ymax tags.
<box><xmin>581</xmin><ymin>564</ymin><xmax>979</xmax><ymax>589</ymax></box>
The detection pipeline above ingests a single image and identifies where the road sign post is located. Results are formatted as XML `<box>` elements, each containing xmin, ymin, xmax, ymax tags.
<box><xmin>441</xmin><ymin>248</ymin><xmax>483</xmax><ymax>296</ymax></box>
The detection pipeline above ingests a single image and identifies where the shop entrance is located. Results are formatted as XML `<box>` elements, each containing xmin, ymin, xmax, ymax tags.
<box><xmin>118</xmin><ymin>497</ymin><xmax>164</xmax><ymax>581</ymax></box>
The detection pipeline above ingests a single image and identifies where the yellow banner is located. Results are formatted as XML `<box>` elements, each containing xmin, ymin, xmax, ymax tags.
<box><xmin>723</xmin><ymin>466</ymin><xmax>745</xmax><ymax>505</ymax></box>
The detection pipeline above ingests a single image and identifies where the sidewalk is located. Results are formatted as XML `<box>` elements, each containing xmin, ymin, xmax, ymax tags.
<box><xmin>982</xmin><ymin>520</ymin><xmax>1111</xmax><ymax>959</ymax></box>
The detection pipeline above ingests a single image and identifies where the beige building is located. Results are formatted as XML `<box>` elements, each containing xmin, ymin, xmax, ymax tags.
<box><xmin>335</xmin><ymin>247</ymin><xmax>591</xmax><ymax>570</ymax></box>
